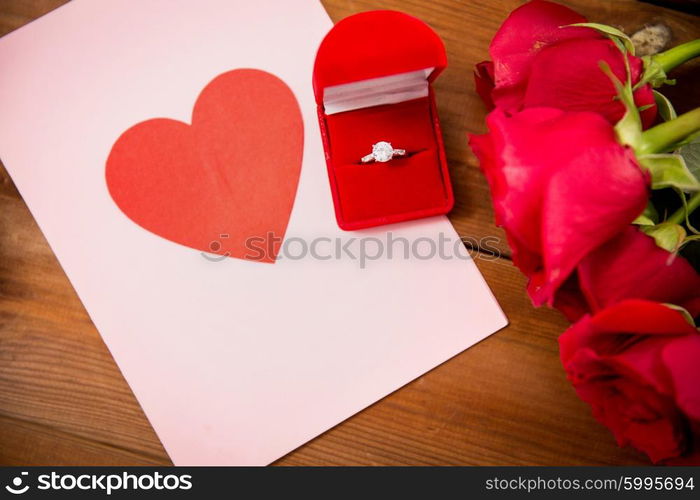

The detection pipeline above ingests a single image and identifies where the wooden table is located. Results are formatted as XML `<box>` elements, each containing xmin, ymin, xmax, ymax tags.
<box><xmin>0</xmin><ymin>0</ymin><xmax>698</xmax><ymax>466</ymax></box>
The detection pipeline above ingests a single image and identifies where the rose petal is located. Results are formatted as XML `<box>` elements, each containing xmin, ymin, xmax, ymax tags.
<box><xmin>559</xmin><ymin>314</ymin><xmax>593</xmax><ymax>365</ymax></box>
<box><xmin>489</xmin><ymin>0</ymin><xmax>600</xmax><ymax>110</ymax></box>
<box><xmin>590</xmin><ymin>300</ymin><xmax>698</xmax><ymax>337</ymax></box>
<box><xmin>563</xmin><ymin>349</ymin><xmax>686</xmax><ymax>463</ymax></box>
<box><xmin>534</xmin><ymin>140</ymin><xmax>648</xmax><ymax>304</ymax></box>
<box><xmin>608</xmin><ymin>338</ymin><xmax>674</xmax><ymax>396</ymax></box>
<box><xmin>559</xmin><ymin>300</ymin><xmax>697</xmax><ymax>365</ymax></box>
<box><xmin>474</xmin><ymin>108</ymin><xmax>649</xmax><ymax>304</ymax></box>
<box><xmin>522</xmin><ymin>38</ymin><xmax>657</xmax><ymax>128</ymax></box>
<box><xmin>474</xmin><ymin>61</ymin><xmax>496</xmax><ymax>110</ymax></box>
<box><xmin>635</xmin><ymin>84</ymin><xmax>658</xmax><ymax>129</ymax></box>
<box><xmin>662</xmin><ymin>336</ymin><xmax>700</xmax><ymax>421</ymax></box>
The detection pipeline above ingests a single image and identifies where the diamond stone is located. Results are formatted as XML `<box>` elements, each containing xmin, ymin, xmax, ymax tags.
<box><xmin>372</xmin><ymin>141</ymin><xmax>394</xmax><ymax>162</ymax></box>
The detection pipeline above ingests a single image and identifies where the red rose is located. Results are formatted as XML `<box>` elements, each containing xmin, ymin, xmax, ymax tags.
<box><xmin>475</xmin><ymin>0</ymin><xmax>657</xmax><ymax>127</ymax></box>
<box><xmin>469</xmin><ymin>107</ymin><xmax>649</xmax><ymax>307</ymax></box>
<box><xmin>554</xmin><ymin>226</ymin><xmax>700</xmax><ymax>322</ymax></box>
<box><xmin>560</xmin><ymin>300</ymin><xmax>700</xmax><ymax>464</ymax></box>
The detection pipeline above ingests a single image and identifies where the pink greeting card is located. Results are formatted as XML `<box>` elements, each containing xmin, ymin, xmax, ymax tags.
<box><xmin>0</xmin><ymin>0</ymin><xmax>507</xmax><ymax>465</ymax></box>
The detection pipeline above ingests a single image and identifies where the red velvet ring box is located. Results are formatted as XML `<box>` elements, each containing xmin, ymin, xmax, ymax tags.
<box><xmin>313</xmin><ymin>10</ymin><xmax>454</xmax><ymax>230</ymax></box>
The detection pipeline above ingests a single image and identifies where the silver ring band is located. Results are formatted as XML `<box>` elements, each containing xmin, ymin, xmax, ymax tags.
<box><xmin>361</xmin><ymin>141</ymin><xmax>407</xmax><ymax>163</ymax></box>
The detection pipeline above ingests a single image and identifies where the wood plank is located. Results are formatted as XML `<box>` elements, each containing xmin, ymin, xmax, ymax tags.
<box><xmin>0</xmin><ymin>190</ymin><xmax>169</xmax><ymax>463</ymax></box>
<box><xmin>0</xmin><ymin>414</ymin><xmax>165</xmax><ymax>466</ymax></box>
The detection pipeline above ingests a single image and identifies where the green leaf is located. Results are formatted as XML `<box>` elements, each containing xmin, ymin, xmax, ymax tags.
<box><xmin>568</xmin><ymin>22</ymin><xmax>635</xmax><ymax>55</ymax></box>
<box><xmin>599</xmin><ymin>61</ymin><xmax>642</xmax><ymax>149</ymax></box>
<box><xmin>679</xmin><ymin>234</ymin><xmax>700</xmax><ymax>249</ymax></box>
<box><xmin>611</xmin><ymin>36</ymin><xmax>627</xmax><ymax>55</ymax></box>
<box><xmin>634</xmin><ymin>214</ymin><xmax>656</xmax><ymax>226</ymax></box>
<box><xmin>653</xmin><ymin>90</ymin><xmax>677</xmax><ymax>122</ymax></box>
<box><xmin>638</xmin><ymin>55</ymin><xmax>676</xmax><ymax>89</ymax></box>
<box><xmin>663</xmin><ymin>303</ymin><xmax>697</xmax><ymax>326</ymax></box>
<box><xmin>672</xmin><ymin>188</ymin><xmax>700</xmax><ymax>234</ymax></box>
<box><xmin>638</xmin><ymin>154</ymin><xmax>700</xmax><ymax>191</ymax></box>
<box><xmin>633</xmin><ymin>202</ymin><xmax>659</xmax><ymax>226</ymax></box>
<box><xmin>678</xmin><ymin>136</ymin><xmax>700</xmax><ymax>184</ymax></box>
<box><xmin>642</xmin><ymin>222</ymin><xmax>686</xmax><ymax>252</ymax></box>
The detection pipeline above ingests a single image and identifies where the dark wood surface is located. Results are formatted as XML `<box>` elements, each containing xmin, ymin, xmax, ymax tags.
<box><xmin>1</xmin><ymin>0</ymin><xmax>698</xmax><ymax>466</ymax></box>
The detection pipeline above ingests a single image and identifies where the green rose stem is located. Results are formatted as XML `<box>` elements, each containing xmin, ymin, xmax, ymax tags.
<box><xmin>653</xmin><ymin>39</ymin><xmax>700</xmax><ymax>74</ymax></box>
<box><xmin>638</xmin><ymin>107</ymin><xmax>700</xmax><ymax>155</ymax></box>
<box><xmin>667</xmin><ymin>191</ymin><xmax>700</xmax><ymax>225</ymax></box>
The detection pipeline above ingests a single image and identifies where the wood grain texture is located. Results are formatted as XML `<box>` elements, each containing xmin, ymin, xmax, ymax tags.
<box><xmin>0</xmin><ymin>0</ymin><xmax>697</xmax><ymax>466</ymax></box>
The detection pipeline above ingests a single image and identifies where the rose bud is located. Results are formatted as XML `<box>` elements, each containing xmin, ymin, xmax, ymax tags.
<box><xmin>475</xmin><ymin>0</ymin><xmax>657</xmax><ymax>127</ymax></box>
<box><xmin>469</xmin><ymin>107</ymin><xmax>649</xmax><ymax>307</ymax></box>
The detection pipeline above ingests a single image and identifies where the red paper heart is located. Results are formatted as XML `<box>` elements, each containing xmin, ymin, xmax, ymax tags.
<box><xmin>106</xmin><ymin>69</ymin><xmax>303</xmax><ymax>263</ymax></box>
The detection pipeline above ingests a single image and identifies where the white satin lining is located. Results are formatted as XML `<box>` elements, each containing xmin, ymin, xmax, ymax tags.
<box><xmin>323</xmin><ymin>67</ymin><xmax>434</xmax><ymax>115</ymax></box>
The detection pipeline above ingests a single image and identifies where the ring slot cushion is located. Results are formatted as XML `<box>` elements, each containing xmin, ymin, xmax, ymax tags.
<box><xmin>313</xmin><ymin>10</ymin><xmax>454</xmax><ymax>230</ymax></box>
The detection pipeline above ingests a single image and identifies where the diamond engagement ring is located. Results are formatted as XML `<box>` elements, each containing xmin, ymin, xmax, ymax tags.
<box><xmin>361</xmin><ymin>141</ymin><xmax>407</xmax><ymax>163</ymax></box>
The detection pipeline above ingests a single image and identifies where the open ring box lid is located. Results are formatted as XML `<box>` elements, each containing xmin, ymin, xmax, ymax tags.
<box><xmin>313</xmin><ymin>10</ymin><xmax>454</xmax><ymax>230</ymax></box>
